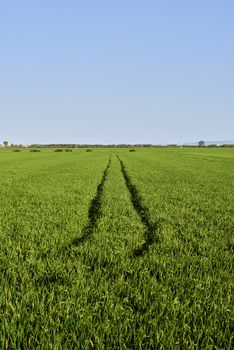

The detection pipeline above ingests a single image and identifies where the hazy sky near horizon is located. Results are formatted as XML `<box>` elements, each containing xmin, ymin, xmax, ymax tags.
<box><xmin>1</xmin><ymin>0</ymin><xmax>233</xmax><ymax>144</ymax></box>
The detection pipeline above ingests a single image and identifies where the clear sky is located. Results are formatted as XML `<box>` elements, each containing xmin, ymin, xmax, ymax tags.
<box><xmin>1</xmin><ymin>0</ymin><xmax>233</xmax><ymax>145</ymax></box>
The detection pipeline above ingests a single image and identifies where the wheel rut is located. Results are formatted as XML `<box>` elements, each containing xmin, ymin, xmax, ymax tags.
<box><xmin>117</xmin><ymin>155</ymin><xmax>160</xmax><ymax>256</ymax></box>
<box><xmin>71</xmin><ymin>158</ymin><xmax>111</xmax><ymax>245</ymax></box>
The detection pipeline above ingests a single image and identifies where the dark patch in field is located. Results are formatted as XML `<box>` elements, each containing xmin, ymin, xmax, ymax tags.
<box><xmin>71</xmin><ymin>158</ymin><xmax>111</xmax><ymax>245</ymax></box>
<box><xmin>34</xmin><ymin>272</ymin><xmax>68</xmax><ymax>286</ymax></box>
<box><xmin>117</xmin><ymin>155</ymin><xmax>160</xmax><ymax>257</ymax></box>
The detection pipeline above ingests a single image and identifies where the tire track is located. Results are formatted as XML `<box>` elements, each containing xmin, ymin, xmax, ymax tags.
<box><xmin>71</xmin><ymin>158</ymin><xmax>111</xmax><ymax>245</ymax></box>
<box><xmin>117</xmin><ymin>155</ymin><xmax>160</xmax><ymax>257</ymax></box>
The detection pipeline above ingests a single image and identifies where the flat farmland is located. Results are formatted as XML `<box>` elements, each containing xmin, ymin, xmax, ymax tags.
<box><xmin>0</xmin><ymin>148</ymin><xmax>233</xmax><ymax>349</ymax></box>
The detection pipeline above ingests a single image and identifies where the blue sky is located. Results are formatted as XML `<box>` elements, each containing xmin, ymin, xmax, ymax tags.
<box><xmin>0</xmin><ymin>0</ymin><xmax>233</xmax><ymax>144</ymax></box>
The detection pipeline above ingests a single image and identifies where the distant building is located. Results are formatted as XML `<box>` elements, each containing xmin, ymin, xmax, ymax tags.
<box><xmin>198</xmin><ymin>140</ymin><xmax>205</xmax><ymax>147</ymax></box>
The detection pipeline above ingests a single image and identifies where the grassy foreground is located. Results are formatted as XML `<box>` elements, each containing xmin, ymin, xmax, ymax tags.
<box><xmin>0</xmin><ymin>148</ymin><xmax>233</xmax><ymax>349</ymax></box>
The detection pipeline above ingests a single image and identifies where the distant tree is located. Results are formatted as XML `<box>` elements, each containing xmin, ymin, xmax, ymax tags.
<box><xmin>3</xmin><ymin>141</ymin><xmax>8</xmax><ymax>147</ymax></box>
<box><xmin>198</xmin><ymin>140</ymin><xmax>205</xmax><ymax>147</ymax></box>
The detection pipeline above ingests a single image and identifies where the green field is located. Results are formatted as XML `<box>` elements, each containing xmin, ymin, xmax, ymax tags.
<box><xmin>0</xmin><ymin>148</ymin><xmax>233</xmax><ymax>349</ymax></box>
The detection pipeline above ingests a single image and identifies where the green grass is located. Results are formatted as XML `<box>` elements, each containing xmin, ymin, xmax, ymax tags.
<box><xmin>0</xmin><ymin>148</ymin><xmax>233</xmax><ymax>349</ymax></box>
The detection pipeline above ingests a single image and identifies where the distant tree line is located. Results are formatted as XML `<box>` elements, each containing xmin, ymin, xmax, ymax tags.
<box><xmin>29</xmin><ymin>144</ymin><xmax>164</xmax><ymax>148</ymax></box>
<box><xmin>2</xmin><ymin>142</ymin><xmax>234</xmax><ymax>149</ymax></box>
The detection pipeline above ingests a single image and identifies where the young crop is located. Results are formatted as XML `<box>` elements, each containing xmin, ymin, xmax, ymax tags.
<box><xmin>0</xmin><ymin>147</ymin><xmax>233</xmax><ymax>349</ymax></box>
